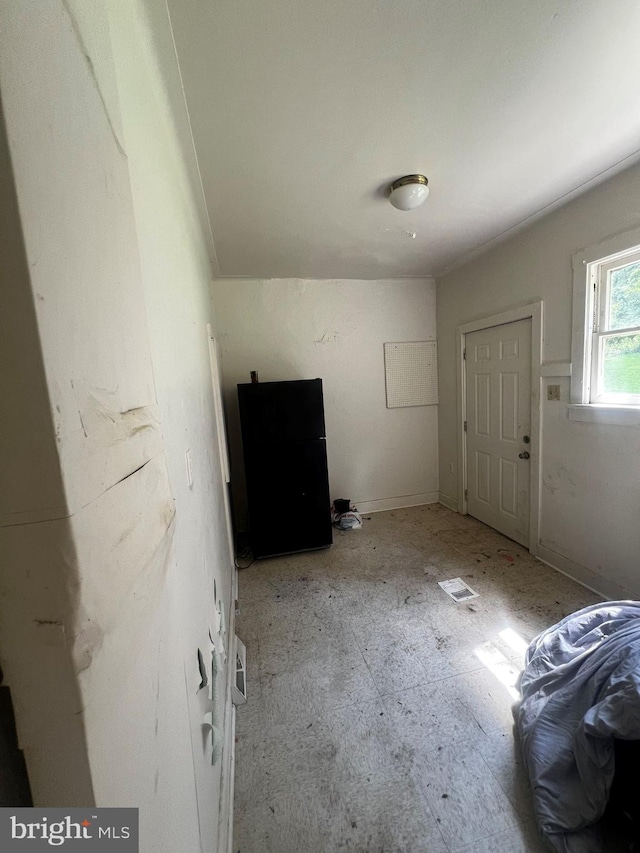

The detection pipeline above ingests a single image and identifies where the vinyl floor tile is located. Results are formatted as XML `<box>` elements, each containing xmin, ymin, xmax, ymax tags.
<box><xmin>234</xmin><ymin>715</ymin><xmax>344</xmax><ymax>810</ymax></box>
<box><xmin>233</xmin><ymin>504</ymin><xmax>604</xmax><ymax>853</ymax></box>
<box><xmin>474</xmin><ymin>728</ymin><xmax>535</xmax><ymax>821</ymax></box>
<box><xmin>436</xmin><ymin>667</ymin><xmax>521</xmax><ymax>738</ymax></box>
<box><xmin>414</xmin><ymin>741</ymin><xmax>520</xmax><ymax>850</ymax></box>
<box><xmin>328</xmin><ymin>773</ymin><xmax>449</xmax><ymax>853</ymax></box>
<box><xmin>250</xmin><ymin>655</ymin><xmax>379</xmax><ymax>729</ymax></box>
<box><xmin>381</xmin><ymin>683</ymin><xmax>482</xmax><ymax>755</ymax></box>
<box><xmin>455</xmin><ymin>820</ymin><xmax>547</xmax><ymax>853</ymax></box>
<box><xmin>234</xmin><ymin>772</ymin><xmax>449</xmax><ymax>853</ymax></box>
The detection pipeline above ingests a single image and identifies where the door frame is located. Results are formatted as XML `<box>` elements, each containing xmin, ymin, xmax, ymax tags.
<box><xmin>207</xmin><ymin>324</ymin><xmax>235</xmax><ymax>575</ymax></box>
<box><xmin>456</xmin><ymin>302</ymin><xmax>543</xmax><ymax>554</ymax></box>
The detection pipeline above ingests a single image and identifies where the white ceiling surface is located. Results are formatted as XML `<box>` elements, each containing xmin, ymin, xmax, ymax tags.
<box><xmin>167</xmin><ymin>0</ymin><xmax>640</xmax><ymax>280</ymax></box>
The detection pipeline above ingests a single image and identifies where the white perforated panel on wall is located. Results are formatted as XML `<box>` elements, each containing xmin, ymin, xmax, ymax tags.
<box><xmin>384</xmin><ymin>341</ymin><xmax>438</xmax><ymax>408</ymax></box>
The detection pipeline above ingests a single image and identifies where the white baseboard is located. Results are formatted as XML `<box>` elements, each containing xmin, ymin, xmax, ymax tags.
<box><xmin>356</xmin><ymin>492</ymin><xmax>439</xmax><ymax>514</ymax></box>
<box><xmin>535</xmin><ymin>543</ymin><xmax>634</xmax><ymax>602</ymax></box>
<box><xmin>438</xmin><ymin>492</ymin><xmax>459</xmax><ymax>512</ymax></box>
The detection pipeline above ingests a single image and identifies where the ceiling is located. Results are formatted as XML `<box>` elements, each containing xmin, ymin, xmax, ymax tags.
<box><xmin>167</xmin><ymin>0</ymin><xmax>640</xmax><ymax>280</ymax></box>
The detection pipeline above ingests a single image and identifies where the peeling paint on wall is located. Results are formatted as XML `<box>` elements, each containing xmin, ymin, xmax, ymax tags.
<box><xmin>1</xmin><ymin>2</ymin><xmax>235</xmax><ymax>846</ymax></box>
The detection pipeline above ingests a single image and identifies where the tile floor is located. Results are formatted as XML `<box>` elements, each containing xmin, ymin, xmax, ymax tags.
<box><xmin>232</xmin><ymin>504</ymin><xmax>601</xmax><ymax>853</ymax></box>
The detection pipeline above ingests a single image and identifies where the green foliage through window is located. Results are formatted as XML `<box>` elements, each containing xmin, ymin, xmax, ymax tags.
<box><xmin>609</xmin><ymin>261</ymin><xmax>640</xmax><ymax>334</ymax></box>
<box><xmin>603</xmin><ymin>338</ymin><xmax>640</xmax><ymax>395</ymax></box>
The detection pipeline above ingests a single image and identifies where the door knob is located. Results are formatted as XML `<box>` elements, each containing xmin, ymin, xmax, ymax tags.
<box><xmin>519</xmin><ymin>451</ymin><xmax>530</xmax><ymax>459</ymax></box>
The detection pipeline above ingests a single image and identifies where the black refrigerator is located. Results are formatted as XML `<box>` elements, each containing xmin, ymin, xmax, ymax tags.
<box><xmin>237</xmin><ymin>378</ymin><xmax>332</xmax><ymax>559</ymax></box>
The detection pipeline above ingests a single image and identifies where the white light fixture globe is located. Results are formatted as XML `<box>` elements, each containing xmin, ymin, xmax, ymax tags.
<box><xmin>388</xmin><ymin>174</ymin><xmax>429</xmax><ymax>211</ymax></box>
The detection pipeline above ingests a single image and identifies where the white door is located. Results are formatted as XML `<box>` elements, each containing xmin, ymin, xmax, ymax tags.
<box><xmin>465</xmin><ymin>318</ymin><xmax>531</xmax><ymax>546</ymax></box>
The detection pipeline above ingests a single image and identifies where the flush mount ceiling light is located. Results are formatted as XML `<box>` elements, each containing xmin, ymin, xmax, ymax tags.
<box><xmin>388</xmin><ymin>174</ymin><xmax>429</xmax><ymax>211</ymax></box>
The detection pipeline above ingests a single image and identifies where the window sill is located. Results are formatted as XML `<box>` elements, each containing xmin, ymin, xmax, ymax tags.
<box><xmin>568</xmin><ymin>404</ymin><xmax>640</xmax><ymax>426</ymax></box>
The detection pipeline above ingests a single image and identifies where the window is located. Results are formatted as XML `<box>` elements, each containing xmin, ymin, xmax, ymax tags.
<box><xmin>571</xmin><ymin>227</ymin><xmax>640</xmax><ymax>424</ymax></box>
<box><xmin>589</xmin><ymin>248</ymin><xmax>640</xmax><ymax>405</ymax></box>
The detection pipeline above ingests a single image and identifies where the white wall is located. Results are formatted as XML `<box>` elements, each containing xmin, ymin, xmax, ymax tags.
<box><xmin>0</xmin><ymin>2</ymin><xmax>234</xmax><ymax>850</ymax></box>
<box><xmin>437</xmin><ymin>161</ymin><xmax>640</xmax><ymax>599</ymax></box>
<box><xmin>212</xmin><ymin>278</ymin><xmax>439</xmax><ymax>524</ymax></box>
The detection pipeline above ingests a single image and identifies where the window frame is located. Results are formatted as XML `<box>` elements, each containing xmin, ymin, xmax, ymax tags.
<box><xmin>590</xmin><ymin>248</ymin><xmax>640</xmax><ymax>406</ymax></box>
<box><xmin>570</xmin><ymin>225</ymin><xmax>640</xmax><ymax>425</ymax></box>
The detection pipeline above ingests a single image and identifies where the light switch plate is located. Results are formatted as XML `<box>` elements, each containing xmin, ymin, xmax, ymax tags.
<box><xmin>547</xmin><ymin>384</ymin><xmax>561</xmax><ymax>401</ymax></box>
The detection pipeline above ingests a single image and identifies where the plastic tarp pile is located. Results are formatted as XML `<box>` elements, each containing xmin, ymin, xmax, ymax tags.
<box><xmin>516</xmin><ymin>601</ymin><xmax>640</xmax><ymax>852</ymax></box>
